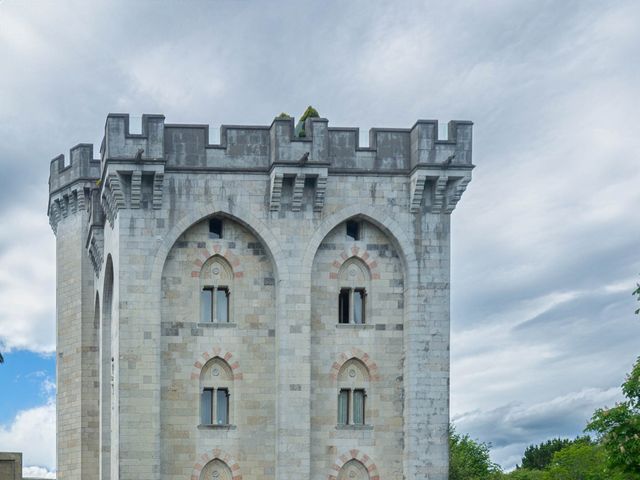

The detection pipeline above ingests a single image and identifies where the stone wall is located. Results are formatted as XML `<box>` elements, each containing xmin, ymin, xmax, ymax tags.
<box><xmin>47</xmin><ymin>113</ymin><xmax>473</xmax><ymax>480</ymax></box>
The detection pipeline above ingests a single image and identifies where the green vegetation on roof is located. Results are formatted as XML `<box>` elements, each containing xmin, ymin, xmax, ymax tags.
<box><xmin>296</xmin><ymin>106</ymin><xmax>320</xmax><ymax>138</ymax></box>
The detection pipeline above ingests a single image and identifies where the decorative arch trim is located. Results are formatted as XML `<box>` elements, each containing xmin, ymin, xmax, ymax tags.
<box><xmin>330</xmin><ymin>348</ymin><xmax>379</xmax><ymax>382</ymax></box>
<box><xmin>330</xmin><ymin>250</ymin><xmax>380</xmax><ymax>280</ymax></box>
<box><xmin>152</xmin><ymin>206</ymin><xmax>286</xmax><ymax>288</ymax></box>
<box><xmin>190</xmin><ymin>247</ymin><xmax>245</xmax><ymax>279</ymax></box>
<box><xmin>190</xmin><ymin>348</ymin><xmax>242</xmax><ymax>381</ymax></box>
<box><xmin>302</xmin><ymin>206</ymin><xmax>417</xmax><ymax>287</ymax></box>
<box><xmin>328</xmin><ymin>449</ymin><xmax>380</xmax><ymax>480</ymax></box>
<box><xmin>191</xmin><ymin>449</ymin><xmax>242</xmax><ymax>480</ymax></box>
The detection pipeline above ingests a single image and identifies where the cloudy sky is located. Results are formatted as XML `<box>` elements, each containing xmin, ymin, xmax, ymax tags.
<box><xmin>1</xmin><ymin>0</ymin><xmax>639</xmax><ymax>475</ymax></box>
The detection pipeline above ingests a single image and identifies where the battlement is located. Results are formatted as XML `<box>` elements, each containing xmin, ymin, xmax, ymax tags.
<box><xmin>95</xmin><ymin>113</ymin><xmax>472</xmax><ymax>172</ymax></box>
<box><xmin>49</xmin><ymin>144</ymin><xmax>101</xmax><ymax>193</ymax></box>
<box><xmin>47</xmin><ymin>113</ymin><xmax>473</xmax><ymax>232</ymax></box>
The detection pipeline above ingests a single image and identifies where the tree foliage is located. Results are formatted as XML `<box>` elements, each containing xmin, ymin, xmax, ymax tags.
<box><xmin>500</xmin><ymin>469</ymin><xmax>545</xmax><ymax>480</ymax></box>
<box><xmin>520</xmin><ymin>438</ymin><xmax>575</xmax><ymax>470</ymax></box>
<box><xmin>586</xmin><ymin>356</ymin><xmax>640</xmax><ymax>477</ymax></box>
<box><xmin>544</xmin><ymin>441</ymin><xmax>626</xmax><ymax>480</ymax></box>
<box><xmin>449</xmin><ymin>425</ymin><xmax>502</xmax><ymax>480</ymax></box>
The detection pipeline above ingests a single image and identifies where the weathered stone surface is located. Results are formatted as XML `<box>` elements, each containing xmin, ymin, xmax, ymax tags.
<box><xmin>47</xmin><ymin>113</ymin><xmax>473</xmax><ymax>480</ymax></box>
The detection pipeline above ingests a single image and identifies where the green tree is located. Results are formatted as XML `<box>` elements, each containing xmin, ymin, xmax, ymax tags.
<box><xmin>0</xmin><ymin>351</ymin><xmax>3</xmax><ymax>363</ymax></box>
<box><xmin>543</xmin><ymin>441</ymin><xmax>625</xmax><ymax>480</ymax></box>
<box><xmin>449</xmin><ymin>425</ymin><xmax>502</xmax><ymax>480</ymax></box>
<box><xmin>520</xmin><ymin>438</ymin><xmax>574</xmax><ymax>470</ymax></box>
<box><xmin>501</xmin><ymin>468</ymin><xmax>545</xmax><ymax>479</ymax></box>
<box><xmin>586</xmin><ymin>356</ymin><xmax>640</xmax><ymax>478</ymax></box>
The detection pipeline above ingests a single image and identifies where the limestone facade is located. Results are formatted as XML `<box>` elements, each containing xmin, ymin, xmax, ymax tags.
<box><xmin>47</xmin><ymin>113</ymin><xmax>474</xmax><ymax>480</ymax></box>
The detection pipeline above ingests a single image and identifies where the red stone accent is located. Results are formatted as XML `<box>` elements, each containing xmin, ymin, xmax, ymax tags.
<box><xmin>331</xmin><ymin>348</ymin><xmax>379</xmax><ymax>382</ymax></box>
<box><xmin>191</xmin><ymin>449</ymin><xmax>242</xmax><ymax>480</ymax></box>
<box><xmin>328</xmin><ymin>449</ymin><xmax>380</xmax><ymax>480</ymax></box>
<box><xmin>351</xmin><ymin>246</ymin><xmax>360</xmax><ymax>255</ymax></box>
<box><xmin>329</xmin><ymin>272</ymin><xmax>338</xmax><ymax>279</ymax></box>
<box><xmin>213</xmin><ymin>244</ymin><xmax>222</xmax><ymax>253</ymax></box>
<box><xmin>372</xmin><ymin>272</ymin><xmax>380</xmax><ymax>280</ymax></box>
<box><xmin>191</xmin><ymin>271</ymin><xmax>199</xmax><ymax>277</ymax></box>
<box><xmin>190</xmin><ymin>349</ymin><xmax>242</xmax><ymax>381</ymax></box>
<box><xmin>234</xmin><ymin>271</ymin><xmax>244</xmax><ymax>278</ymax></box>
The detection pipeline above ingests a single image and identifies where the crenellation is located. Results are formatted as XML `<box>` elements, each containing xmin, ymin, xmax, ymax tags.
<box><xmin>47</xmin><ymin>112</ymin><xmax>474</xmax><ymax>480</ymax></box>
<box><xmin>102</xmin><ymin>113</ymin><xmax>165</xmax><ymax>162</ymax></box>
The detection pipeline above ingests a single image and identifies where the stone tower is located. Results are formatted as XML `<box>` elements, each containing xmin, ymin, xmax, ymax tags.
<box><xmin>47</xmin><ymin>113</ymin><xmax>473</xmax><ymax>480</ymax></box>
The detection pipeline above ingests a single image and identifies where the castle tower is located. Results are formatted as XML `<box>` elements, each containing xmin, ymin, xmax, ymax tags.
<box><xmin>48</xmin><ymin>113</ymin><xmax>473</xmax><ymax>480</ymax></box>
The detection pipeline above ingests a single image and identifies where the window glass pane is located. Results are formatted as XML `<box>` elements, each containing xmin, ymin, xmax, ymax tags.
<box><xmin>209</xmin><ymin>218</ymin><xmax>223</xmax><ymax>238</ymax></box>
<box><xmin>354</xmin><ymin>290</ymin><xmax>364</xmax><ymax>324</ymax></box>
<box><xmin>339</xmin><ymin>289</ymin><xmax>350</xmax><ymax>324</ymax></box>
<box><xmin>216</xmin><ymin>389</ymin><xmax>229</xmax><ymax>424</ymax></box>
<box><xmin>200</xmin><ymin>289</ymin><xmax>212</xmax><ymax>323</ymax></box>
<box><xmin>338</xmin><ymin>389</ymin><xmax>349</xmax><ymax>424</ymax></box>
<box><xmin>201</xmin><ymin>389</ymin><xmax>213</xmax><ymax>425</ymax></box>
<box><xmin>353</xmin><ymin>390</ymin><xmax>365</xmax><ymax>424</ymax></box>
<box><xmin>216</xmin><ymin>289</ymin><xmax>228</xmax><ymax>323</ymax></box>
<box><xmin>346</xmin><ymin>220</ymin><xmax>360</xmax><ymax>240</ymax></box>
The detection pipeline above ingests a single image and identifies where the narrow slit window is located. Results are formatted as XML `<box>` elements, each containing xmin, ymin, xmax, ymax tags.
<box><xmin>339</xmin><ymin>288</ymin><xmax>350</xmax><ymax>324</ymax></box>
<box><xmin>353</xmin><ymin>389</ymin><xmax>365</xmax><ymax>425</ymax></box>
<box><xmin>201</xmin><ymin>288</ymin><xmax>213</xmax><ymax>323</ymax></box>
<box><xmin>201</xmin><ymin>388</ymin><xmax>214</xmax><ymax>425</ymax></box>
<box><xmin>216</xmin><ymin>388</ymin><xmax>229</xmax><ymax>424</ymax></box>
<box><xmin>354</xmin><ymin>289</ymin><xmax>366</xmax><ymax>324</ymax></box>
<box><xmin>338</xmin><ymin>389</ymin><xmax>350</xmax><ymax>425</ymax></box>
<box><xmin>209</xmin><ymin>218</ymin><xmax>223</xmax><ymax>239</ymax></box>
<box><xmin>346</xmin><ymin>220</ymin><xmax>360</xmax><ymax>240</ymax></box>
<box><xmin>216</xmin><ymin>288</ymin><xmax>229</xmax><ymax>323</ymax></box>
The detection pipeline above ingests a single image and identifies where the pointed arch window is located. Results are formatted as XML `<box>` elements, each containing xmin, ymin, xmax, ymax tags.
<box><xmin>199</xmin><ymin>256</ymin><xmax>233</xmax><ymax>323</ymax></box>
<box><xmin>199</xmin><ymin>357</ymin><xmax>234</xmax><ymax>426</ymax></box>
<box><xmin>337</xmin><ymin>358</ymin><xmax>370</xmax><ymax>426</ymax></box>
<box><xmin>338</xmin><ymin>257</ymin><xmax>370</xmax><ymax>324</ymax></box>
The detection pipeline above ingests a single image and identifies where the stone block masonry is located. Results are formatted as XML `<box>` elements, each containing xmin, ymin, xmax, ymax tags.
<box><xmin>47</xmin><ymin>113</ymin><xmax>474</xmax><ymax>480</ymax></box>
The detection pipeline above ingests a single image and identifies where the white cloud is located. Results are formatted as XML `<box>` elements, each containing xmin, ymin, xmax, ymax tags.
<box><xmin>23</xmin><ymin>466</ymin><xmax>56</xmax><ymax>479</ymax></box>
<box><xmin>453</xmin><ymin>386</ymin><xmax>623</xmax><ymax>469</ymax></box>
<box><xmin>0</xmin><ymin>399</ymin><xmax>56</xmax><ymax>472</ymax></box>
<box><xmin>0</xmin><ymin>207</ymin><xmax>56</xmax><ymax>353</ymax></box>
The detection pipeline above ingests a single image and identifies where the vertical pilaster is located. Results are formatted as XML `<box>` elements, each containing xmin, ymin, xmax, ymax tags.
<box><xmin>55</xmin><ymin>206</ymin><xmax>99</xmax><ymax>480</ymax></box>
<box><xmin>113</xmin><ymin>210</ymin><xmax>162</xmax><ymax>480</ymax></box>
<box><xmin>404</xmin><ymin>213</ymin><xmax>451</xmax><ymax>479</ymax></box>
<box><xmin>276</xmin><ymin>252</ymin><xmax>311</xmax><ymax>480</ymax></box>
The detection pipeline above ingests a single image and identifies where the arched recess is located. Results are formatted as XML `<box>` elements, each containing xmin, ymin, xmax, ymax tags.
<box><xmin>99</xmin><ymin>254</ymin><xmax>113</xmax><ymax>480</ymax></box>
<box><xmin>191</xmin><ymin>449</ymin><xmax>242</xmax><ymax>480</ymax></box>
<box><xmin>302</xmin><ymin>206</ymin><xmax>417</xmax><ymax>285</ymax></box>
<box><xmin>329</xmin><ymin>450</ymin><xmax>379</xmax><ymax>480</ymax></box>
<box><xmin>151</xmin><ymin>206</ymin><xmax>288</xmax><ymax>288</ymax></box>
<box><xmin>337</xmin><ymin>459</ymin><xmax>370</xmax><ymax>480</ymax></box>
<box><xmin>199</xmin><ymin>459</ymin><xmax>233</xmax><ymax>480</ymax></box>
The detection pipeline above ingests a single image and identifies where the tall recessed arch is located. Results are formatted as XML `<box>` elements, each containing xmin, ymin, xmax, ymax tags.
<box><xmin>152</xmin><ymin>206</ymin><xmax>288</xmax><ymax>286</ymax></box>
<box><xmin>99</xmin><ymin>254</ymin><xmax>113</xmax><ymax>480</ymax></box>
